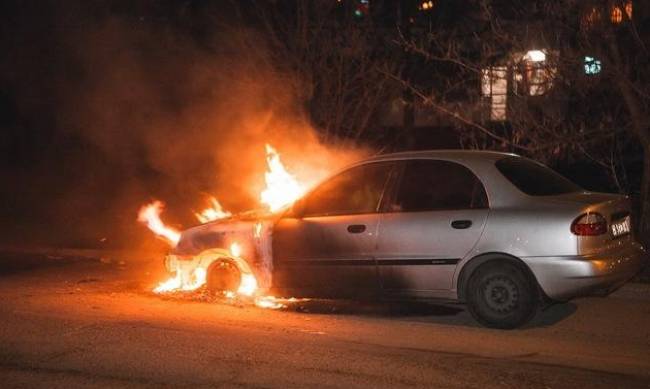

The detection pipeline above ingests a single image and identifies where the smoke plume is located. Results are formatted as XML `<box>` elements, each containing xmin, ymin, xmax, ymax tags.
<box><xmin>0</xmin><ymin>1</ymin><xmax>365</xmax><ymax>248</ymax></box>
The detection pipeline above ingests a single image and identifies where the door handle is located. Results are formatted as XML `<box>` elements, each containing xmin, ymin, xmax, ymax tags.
<box><xmin>347</xmin><ymin>224</ymin><xmax>366</xmax><ymax>234</ymax></box>
<box><xmin>451</xmin><ymin>220</ymin><xmax>472</xmax><ymax>229</ymax></box>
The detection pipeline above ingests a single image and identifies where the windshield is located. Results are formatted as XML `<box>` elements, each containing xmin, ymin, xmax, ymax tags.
<box><xmin>496</xmin><ymin>156</ymin><xmax>582</xmax><ymax>196</ymax></box>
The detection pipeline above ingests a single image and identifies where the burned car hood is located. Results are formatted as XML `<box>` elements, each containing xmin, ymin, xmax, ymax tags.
<box><xmin>172</xmin><ymin>209</ymin><xmax>279</xmax><ymax>257</ymax></box>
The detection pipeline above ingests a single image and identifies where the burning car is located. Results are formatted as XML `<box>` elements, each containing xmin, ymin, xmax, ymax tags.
<box><xmin>148</xmin><ymin>150</ymin><xmax>647</xmax><ymax>329</ymax></box>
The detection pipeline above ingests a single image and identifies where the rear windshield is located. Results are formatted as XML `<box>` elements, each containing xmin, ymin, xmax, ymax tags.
<box><xmin>496</xmin><ymin>157</ymin><xmax>582</xmax><ymax>196</ymax></box>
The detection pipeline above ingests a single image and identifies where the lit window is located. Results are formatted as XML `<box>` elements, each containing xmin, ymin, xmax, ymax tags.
<box><xmin>481</xmin><ymin>66</ymin><xmax>508</xmax><ymax>121</ymax></box>
<box><xmin>419</xmin><ymin>1</ymin><xmax>434</xmax><ymax>11</ymax></box>
<box><xmin>584</xmin><ymin>56</ymin><xmax>602</xmax><ymax>75</ymax></box>
<box><xmin>612</xmin><ymin>6</ymin><xmax>623</xmax><ymax>23</ymax></box>
<box><xmin>514</xmin><ymin>50</ymin><xmax>556</xmax><ymax>96</ymax></box>
<box><xmin>611</xmin><ymin>1</ymin><xmax>633</xmax><ymax>24</ymax></box>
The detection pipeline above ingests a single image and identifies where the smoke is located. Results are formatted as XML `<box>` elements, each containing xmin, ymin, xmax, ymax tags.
<box><xmin>0</xmin><ymin>1</ymin><xmax>366</xmax><ymax>248</ymax></box>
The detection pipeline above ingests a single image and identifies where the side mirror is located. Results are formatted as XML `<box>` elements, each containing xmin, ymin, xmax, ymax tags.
<box><xmin>292</xmin><ymin>198</ymin><xmax>306</xmax><ymax>218</ymax></box>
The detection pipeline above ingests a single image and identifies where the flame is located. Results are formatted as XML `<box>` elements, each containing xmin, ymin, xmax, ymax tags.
<box><xmin>154</xmin><ymin>259</ymin><xmax>303</xmax><ymax>309</ymax></box>
<box><xmin>237</xmin><ymin>273</ymin><xmax>258</xmax><ymax>297</ymax></box>
<box><xmin>150</xmin><ymin>240</ymin><xmax>306</xmax><ymax>308</ymax></box>
<box><xmin>230</xmin><ymin>242</ymin><xmax>242</xmax><ymax>258</ymax></box>
<box><xmin>152</xmin><ymin>241</ymin><xmax>258</xmax><ymax>298</ymax></box>
<box><xmin>194</xmin><ymin>196</ymin><xmax>231</xmax><ymax>224</ymax></box>
<box><xmin>137</xmin><ymin>201</ymin><xmax>180</xmax><ymax>246</ymax></box>
<box><xmin>255</xmin><ymin>296</ymin><xmax>286</xmax><ymax>309</ymax></box>
<box><xmin>154</xmin><ymin>262</ymin><xmax>296</xmax><ymax>309</ymax></box>
<box><xmin>142</xmin><ymin>143</ymin><xmax>321</xmax><ymax>306</ymax></box>
<box><xmin>254</xmin><ymin>222</ymin><xmax>263</xmax><ymax>238</ymax></box>
<box><xmin>260</xmin><ymin>144</ymin><xmax>305</xmax><ymax>212</ymax></box>
<box><xmin>154</xmin><ymin>265</ymin><xmax>206</xmax><ymax>293</ymax></box>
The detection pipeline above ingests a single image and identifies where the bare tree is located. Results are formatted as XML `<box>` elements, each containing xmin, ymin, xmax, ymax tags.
<box><xmin>246</xmin><ymin>1</ymin><xmax>400</xmax><ymax>147</ymax></box>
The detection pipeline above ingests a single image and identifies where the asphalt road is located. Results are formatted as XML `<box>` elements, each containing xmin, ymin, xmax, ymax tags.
<box><xmin>0</xmin><ymin>250</ymin><xmax>649</xmax><ymax>388</ymax></box>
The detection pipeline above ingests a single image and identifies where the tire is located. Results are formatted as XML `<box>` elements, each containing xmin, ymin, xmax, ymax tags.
<box><xmin>466</xmin><ymin>260</ymin><xmax>538</xmax><ymax>329</ymax></box>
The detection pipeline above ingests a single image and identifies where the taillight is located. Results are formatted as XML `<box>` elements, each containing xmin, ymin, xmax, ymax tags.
<box><xmin>571</xmin><ymin>213</ymin><xmax>608</xmax><ymax>236</ymax></box>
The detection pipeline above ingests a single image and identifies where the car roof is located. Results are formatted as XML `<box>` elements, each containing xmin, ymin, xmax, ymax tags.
<box><xmin>360</xmin><ymin>149</ymin><xmax>519</xmax><ymax>164</ymax></box>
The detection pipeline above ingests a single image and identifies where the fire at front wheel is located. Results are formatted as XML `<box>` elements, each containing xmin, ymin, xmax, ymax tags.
<box><xmin>206</xmin><ymin>260</ymin><xmax>242</xmax><ymax>293</ymax></box>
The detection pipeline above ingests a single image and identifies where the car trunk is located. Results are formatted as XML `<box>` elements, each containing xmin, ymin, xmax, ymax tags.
<box><xmin>544</xmin><ymin>192</ymin><xmax>635</xmax><ymax>256</ymax></box>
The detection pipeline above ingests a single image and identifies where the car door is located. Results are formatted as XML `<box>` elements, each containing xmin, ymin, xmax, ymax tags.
<box><xmin>272</xmin><ymin>161</ymin><xmax>397</xmax><ymax>297</ymax></box>
<box><xmin>376</xmin><ymin>159</ymin><xmax>489</xmax><ymax>294</ymax></box>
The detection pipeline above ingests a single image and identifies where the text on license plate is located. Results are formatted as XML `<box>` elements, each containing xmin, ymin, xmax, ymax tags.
<box><xmin>611</xmin><ymin>215</ymin><xmax>631</xmax><ymax>237</ymax></box>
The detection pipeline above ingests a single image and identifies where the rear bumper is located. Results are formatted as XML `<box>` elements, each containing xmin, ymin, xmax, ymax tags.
<box><xmin>522</xmin><ymin>242</ymin><xmax>647</xmax><ymax>301</ymax></box>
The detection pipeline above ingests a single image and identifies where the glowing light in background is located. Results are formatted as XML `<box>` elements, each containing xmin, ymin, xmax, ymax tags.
<box><xmin>584</xmin><ymin>56</ymin><xmax>602</xmax><ymax>75</ymax></box>
<box><xmin>420</xmin><ymin>1</ymin><xmax>434</xmax><ymax>11</ymax></box>
<box><xmin>524</xmin><ymin>50</ymin><xmax>546</xmax><ymax>63</ymax></box>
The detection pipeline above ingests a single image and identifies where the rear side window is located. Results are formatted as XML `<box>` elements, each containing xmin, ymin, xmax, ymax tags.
<box><xmin>496</xmin><ymin>157</ymin><xmax>581</xmax><ymax>196</ymax></box>
<box><xmin>302</xmin><ymin>162</ymin><xmax>394</xmax><ymax>217</ymax></box>
<box><xmin>389</xmin><ymin>160</ymin><xmax>488</xmax><ymax>212</ymax></box>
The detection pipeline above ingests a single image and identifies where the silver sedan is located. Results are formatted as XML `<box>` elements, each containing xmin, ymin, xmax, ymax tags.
<box><xmin>168</xmin><ymin>150</ymin><xmax>647</xmax><ymax>328</ymax></box>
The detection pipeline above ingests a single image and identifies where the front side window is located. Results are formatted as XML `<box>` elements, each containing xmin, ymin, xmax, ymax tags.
<box><xmin>302</xmin><ymin>162</ymin><xmax>394</xmax><ymax>217</ymax></box>
<box><xmin>389</xmin><ymin>160</ymin><xmax>488</xmax><ymax>212</ymax></box>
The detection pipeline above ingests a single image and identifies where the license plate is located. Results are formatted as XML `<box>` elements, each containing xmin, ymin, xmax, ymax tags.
<box><xmin>611</xmin><ymin>215</ymin><xmax>631</xmax><ymax>238</ymax></box>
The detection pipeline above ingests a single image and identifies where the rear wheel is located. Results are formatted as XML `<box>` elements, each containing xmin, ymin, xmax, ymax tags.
<box><xmin>466</xmin><ymin>260</ymin><xmax>538</xmax><ymax>329</ymax></box>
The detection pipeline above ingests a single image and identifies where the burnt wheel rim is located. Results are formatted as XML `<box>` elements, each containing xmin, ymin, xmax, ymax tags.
<box><xmin>207</xmin><ymin>261</ymin><xmax>241</xmax><ymax>292</ymax></box>
<box><xmin>482</xmin><ymin>276</ymin><xmax>519</xmax><ymax>314</ymax></box>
